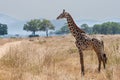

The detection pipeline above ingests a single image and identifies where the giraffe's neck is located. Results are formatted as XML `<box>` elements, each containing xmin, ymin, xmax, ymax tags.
<box><xmin>66</xmin><ymin>14</ymin><xmax>85</xmax><ymax>38</ymax></box>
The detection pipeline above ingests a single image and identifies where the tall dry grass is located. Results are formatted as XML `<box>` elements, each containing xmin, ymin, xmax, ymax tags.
<box><xmin>0</xmin><ymin>35</ymin><xmax>120</xmax><ymax>80</ymax></box>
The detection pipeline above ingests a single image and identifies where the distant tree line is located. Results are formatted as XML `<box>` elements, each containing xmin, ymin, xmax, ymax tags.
<box><xmin>92</xmin><ymin>22</ymin><xmax>120</xmax><ymax>34</ymax></box>
<box><xmin>55</xmin><ymin>22</ymin><xmax>120</xmax><ymax>35</ymax></box>
<box><xmin>1</xmin><ymin>20</ymin><xmax>120</xmax><ymax>37</ymax></box>
<box><xmin>0</xmin><ymin>23</ymin><xmax>7</xmax><ymax>35</ymax></box>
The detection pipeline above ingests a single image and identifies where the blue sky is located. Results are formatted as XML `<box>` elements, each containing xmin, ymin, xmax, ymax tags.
<box><xmin>0</xmin><ymin>0</ymin><xmax>120</xmax><ymax>20</ymax></box>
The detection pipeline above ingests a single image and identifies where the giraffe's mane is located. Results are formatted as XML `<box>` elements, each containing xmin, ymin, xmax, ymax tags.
<box><xmin>67</xmin><ymin>13</ymin><xmax>85</xmax><ymax>33</ymax></box>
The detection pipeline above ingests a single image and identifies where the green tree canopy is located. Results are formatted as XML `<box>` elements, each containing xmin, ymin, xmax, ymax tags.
<box><xmin>23</xmin><ymin>19</ymin><xmax>41</xmax><ymax>36</ymax></box>
<box><xmin>81</xmin><ymin>24</ymin><xmax>92</xmax><ymax>34</ymax></box>
<box><xmin>0</xmin><ymin>23</ymin><xmax>8</xmax><ymax>35</ymax></box>
<box><xmin>55</xmin><ymin>23</ymin><xmax>70</xmax><ymax>34</ymax></box>
<box><xmin>60</xmin><ymin>23</ymin><xmax>70</xmax><ymax>33</ymax></box>
<box><xmin>40</xmin><ymin>19</ymin><xmax>55</xmax><ymax>37</ymax></box>
<box><xmin>93</xmin><ymin>22</ymin><xmax>120</xmax><ymax>34</ymax></box>
<box><xmin>93</xmin><ymin>24</ymin><xmax>102</xmax><ymax>34</ymax></box>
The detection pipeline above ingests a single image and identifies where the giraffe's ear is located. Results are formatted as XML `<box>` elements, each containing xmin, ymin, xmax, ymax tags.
<box><xmin>63</xmin><ymin>9</ymin><xmax>65</xmax><ymax>13</ymax></box>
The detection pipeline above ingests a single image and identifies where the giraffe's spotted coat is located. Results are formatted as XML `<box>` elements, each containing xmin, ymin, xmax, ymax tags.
<box><xmin>57</xmin><ymin>10</ymin><xmax>107</xmax><ymax>75</ymax></box>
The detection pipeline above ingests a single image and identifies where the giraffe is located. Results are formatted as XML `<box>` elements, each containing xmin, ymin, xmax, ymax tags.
<box><xmin>56</xmin><ymin>9</ymin><xmax>107</xmax><ymax>75</ymax></box>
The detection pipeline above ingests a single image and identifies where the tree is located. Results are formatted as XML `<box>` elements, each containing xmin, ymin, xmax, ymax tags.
<box><xmin>55</xmin><ymin>23</ymin><xmax>70</xmax><ymax>34</ymax></box>
<box><xmin>60</xmin><ymin>23</ymin><xmax>70</xmax><ymax>33</ymax></box>
<box><xmin>23</xmin><ymin>19</ymin><xmax>41</xmax><ymax>36</ymax></box>
<box><xmin>0</xmin><ymin>23</ymin><xmax>8</xmax><ymax>35</ymax></box>
<box><xmin>101</xmin><ymin>22</ymin><xmax>112</xmax><ymax>34</ymax></box>
<box><xmin>110</xmin><ymin>22</ymin><xmax>120</xmax><ymax>34</ymax></box>
<box><xmin>93</xmin><ymin>22</ymin><xmax>120</xmax><ymax>34</ymax></box>
<box><xmin>93</xmin><ymin>24</ymin><xmax>102</xmax><ymax>34</ymax></box>
<box><xmin>81</xmin><ymin>24</ymin><xmax>92</xmax><ymax>34</ymax></box>
<box><xmin>40</xmin><ymin>19</ymin><xmax>55</xmax><ymax>37</ymax></box>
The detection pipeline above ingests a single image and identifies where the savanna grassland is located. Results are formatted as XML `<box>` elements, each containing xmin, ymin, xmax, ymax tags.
<box><xmin>0</xmin><ymin>34</ymin><xmax>120</xmax><ymax>80</ymax></box>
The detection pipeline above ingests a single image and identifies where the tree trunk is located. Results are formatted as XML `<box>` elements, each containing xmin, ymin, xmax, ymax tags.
<box><xmin>32</xmin><ymin>31</ymin><xmax>35</xmax><ymax>36</ymax></box>
<box><xmin>46</xmin><ymin>28</ymin><xmax>48</xmax><ymax>37</ymax></box>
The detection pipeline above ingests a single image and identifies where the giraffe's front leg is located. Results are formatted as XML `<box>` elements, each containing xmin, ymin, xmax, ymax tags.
<box><xmin>79</xmin><ymin>49</ymin><xmax>85</xmax><ymax>75</ymax></box>
<box><xmin>75</xmin><ymin>41</ymin><xmax>85</xmax><ymax>75</ymax></box>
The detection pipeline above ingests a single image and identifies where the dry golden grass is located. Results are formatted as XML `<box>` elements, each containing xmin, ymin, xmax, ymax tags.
<box><xmin>0</xmin><ymin>34</ymin><xmax>120</xmax><ymax>80</ymax></box>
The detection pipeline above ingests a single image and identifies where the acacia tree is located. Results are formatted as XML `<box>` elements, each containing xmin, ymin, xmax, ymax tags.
<box><xmin>23</xmin><ymin>19</ymin><xmax>41</xmax><ymax>36</ymax></box>
<box><xmin>40</xmin><ymin>19</ymin><xmax>55</xmax><ymax>37</ymax></box>
<box><xmin>0</xmin><ymin>23</ymin><xmax>8</xmax><ymax>35</ymax></box>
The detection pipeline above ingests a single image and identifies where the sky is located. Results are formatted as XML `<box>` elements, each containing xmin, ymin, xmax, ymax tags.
<box><xmin>0</xmin><ymin>0</ymin><xmax>120</xmax><ymax>20</ymax></box>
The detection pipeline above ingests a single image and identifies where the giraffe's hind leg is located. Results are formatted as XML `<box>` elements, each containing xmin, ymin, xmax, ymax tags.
<box><xmin>103</xmin><ymin>60</ymin><xmax>106</xmax><ymax>69</ymax></box>
<box><xmin>93</xmin><ymin>49</ymin><xmax>102</xmax><ymax>72</ymax></box>
<box><xmin>98</xmin><ymin>54</ymin><xmax>102</xmax><ymax>72</ymax></box>
<box><xmin>92</xmin><ymin>38</ymin><xmax>103</xmax><ymax>72</ymax></box>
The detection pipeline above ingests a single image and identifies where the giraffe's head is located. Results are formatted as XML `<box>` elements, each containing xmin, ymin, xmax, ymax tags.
<box><xmin>56</xmin><ymin>9</ymin><xmax>68</xmax><ymax>19</ymax></box>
